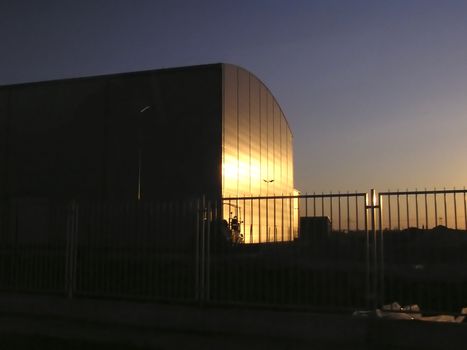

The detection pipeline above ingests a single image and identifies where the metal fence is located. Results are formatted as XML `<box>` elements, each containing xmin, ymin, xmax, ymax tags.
<box><xmin>0</xmin><ymin>188</ymin><xmax>466</xmax><ymax>316</ymax></box>
<box><xmin>216</xmin><ymin>192</ymin><xmax>369</xmax><ymax>311</ymax></box>
<box><xmin>376</xmin><ymin>189</ymin><xmax>467</xmax><ymax>315</ymax></box>
<box><xmin>0</xmin><ymin>199</ymin><xmax>200</xmax><ymax>302</ymax></box>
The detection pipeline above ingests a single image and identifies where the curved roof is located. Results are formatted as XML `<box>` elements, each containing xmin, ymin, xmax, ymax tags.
<box><xmin>222</xmin><ymin>63</ymin><xmax>293</xmax><ymax>137</ymax></box>
<box><xmin>0</xmin><ymin>62</ymin><xmax>293</xmax><ymax>137</ymax></box>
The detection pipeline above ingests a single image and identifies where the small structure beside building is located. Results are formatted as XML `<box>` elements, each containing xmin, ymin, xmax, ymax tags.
<box><xmin>299</xmin><ymin>216</ymin><xmax>332</xmax><ymax>242</ymax></box>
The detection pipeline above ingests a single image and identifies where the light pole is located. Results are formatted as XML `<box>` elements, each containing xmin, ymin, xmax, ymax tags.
<box><xmin>137</xmin><ymin>105</ymin><xmax>151</xmax><ymax>200</ymax></box>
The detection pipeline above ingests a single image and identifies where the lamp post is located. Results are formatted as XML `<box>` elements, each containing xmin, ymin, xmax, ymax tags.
<box><xmin>137</xmin><ymin>105</ymin><xmax>151</xmax><ymax>200</ymax></box>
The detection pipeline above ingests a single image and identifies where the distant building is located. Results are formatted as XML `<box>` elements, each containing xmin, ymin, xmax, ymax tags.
<box><xmin>0</xmin><ymin>64</ymin><xmax>294</xmax><ymax>243</ymax></box>
<box><xmin>299</xmin><ymin>216</ymin><xmax>332</xmax><ymax>242</ymax></box>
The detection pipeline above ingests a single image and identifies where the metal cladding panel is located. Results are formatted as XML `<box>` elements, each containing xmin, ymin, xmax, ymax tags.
<box><xmin>222</xmin><ymin>65</ymin><xmax>239</xmax><ymax>196</ymax></box>
<box><xmin>106</xmin><ymin>66</ymin><xmax>223</xmax><ymax>200</ymax></box>
<box><xmin>1</xmin><ymin>64</ymin><xmax>223</xmax><ymax>201</ymax></box>
<box><xmin>7</xmin><ymin>79</ymin><xmax>108</xmax><ymax>199</ymax></box>
<box><xmin>222</xmin><ymin>64</ymin><xmax>294</xmax><ymax>243</ymax></box>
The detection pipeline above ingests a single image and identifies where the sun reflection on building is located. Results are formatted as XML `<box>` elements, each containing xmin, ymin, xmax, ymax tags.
<box><xmin>221</xmin><ymin>64</ymin><xmax>296</xmax><ymax>243</ymax></box>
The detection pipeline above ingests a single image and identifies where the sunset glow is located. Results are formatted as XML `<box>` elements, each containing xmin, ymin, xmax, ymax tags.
<box><xmin>222</xmin><ymin>65</ymin><xmax>295</xmax><ymax>243</ymax></box>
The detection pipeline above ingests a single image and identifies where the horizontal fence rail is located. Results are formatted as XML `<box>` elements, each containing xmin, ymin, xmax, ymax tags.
<box><xmin>0</xmin><ymin>188</ymin><xmax>466</xmax><ymax>316</ymax></box>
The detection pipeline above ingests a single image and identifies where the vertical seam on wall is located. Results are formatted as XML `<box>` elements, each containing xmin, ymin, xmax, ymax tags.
<box><xmin>272</xmin><ymin>99</ymin><xmax>275</xmax><ymax>195</ymax></box>
<box><xmin>258</xmin><ymin>81</ymin><xmax>261</xmax><ymax>243</ymax></box>
<box><xmin>248</xmin><ymin>73</ymin><xmax>251</xmax><ymax>196</ymax></box>
<box><xmin>221</xmin><ymin>65</ymin><xmax>225</xmax><ymax>198</ymax></box>
<box><xmin>280</xmin><ymin>111</ymin><xmax>282</xmax><ymax>194</ymax></box>
<box><xmin>248</xmin><ymin>73</ymin><xmax>252</xmax><ymax>242</ymax></box>
<box><xmin>236</xmin><ymin>67</ymin><xmax>239</xmax><ymax>198</ymax></box>
<box><xmin>266</xmin><ymin>90</ymin><xmax>269</xmax><ymax>195</ymax></box>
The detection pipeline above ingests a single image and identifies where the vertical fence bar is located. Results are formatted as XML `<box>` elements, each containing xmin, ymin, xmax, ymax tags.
<box><xmin>250</xmin><ymin>199</ymin><xmax>253</xmax><ymax>243</ymax></box>
<box><xmin>443</xmin><ymin>189</ymin><xmax>448</xmax><ymax>227</ymax></box>
<box><xmin>296</xmin><ymin>196</ymin><xmax>300</xmax><ymax>240</ymax></box>
<box><xmin>195</xmin><ymin>198</ymin><xmax>200</xmax><ymax>301</ymax></box>
<box><xmin>243</xmin><ymin>196</ymin><xmax>246</xmax><ymax>242</ymax></box>
<box><xmin>329</xmin><ymin>192</ymin><xmax>333</xmax><ymax>231</ymax></box>
<box><xmin>65</xmin><ymin>203</ymin><xmax>72</xmax><ymax>296</ymax></box>
<box><xmin>406</xmin><ymin>190</ymin><xmax>410</xmax><ymax>229</ymax></box>
<box><xmin>454</xmin><ymin>191</ymin><xmax>458</xmax><ymax>230</ymax></box>
<box><xmin>153</xmin><ymin>201</ymin><xmax>161</xmax><ymax>298</ymax></box>
<box><xmin>415</xmin><ymin>192</ymin><xmax>419</xmax><ymax>228</ymax></box>
<box><xmin>378</xmin><ymin>193</ymin><xmax>384</xmax><ymax>307</ymax></box>
<box><xmin>364</xmin><ymin>193</ymin><xmax>369</xmax><ymax>309</ymax></box>
<box><xmin>206</xmin><ymin>200</ymin><xmax>211</xmax><ymax>302</ymax></box>
<box><xmin>355</xmin><ymin>192</ymin><xmax>359</xmax><ymax>231</ymax></box>
<box><xmin>305</xmin><ymin>194</ymin><xmax>308</xmax><ymax>217</ymax></box>
<box><xmin>338</xmin><ymin>194</ymin><xmax>341</xmax><ymax>232</ymax></box>
<box><xmin>464</xmin><ymin>189</ymin><xmax>467</xmax><ymax>230</ymax></box>
<box><xmin>65</xmin><ymin>202</ymin><xmax>72</xmax><ymax>297</ymax></box>
<box><xmin>73</xmin><ymin>203</ymin><xmax>79</xmax><ymax>297</ymax></box>
<box><xmin>397</xmin><ymin>191</ymin><xmax>400</xmax><ymax>230</ymax></box>
<box><xmin>281</xmin><ymin>196</ymin><xmax>284</xmax><ymax>241</ymax></box>
<box><xmin>12</xmin><ymin>202</ymin><xmax>19</xmax><ymax>290</ymax></box>
<box><xmin>258</xmin><ymin>198</ymin><xmax>261</xmax><ymax>243</ymax></box>
<box><xmin>370</xmin><ymin>189</ymin><xmax>377</xmax><ymax>309</ymax></box>
<box><xmin>66</xmin><ymin>200</ymin><xmax>78</xmax><ymax>299</ymax></box>
<box><xmin>90</xmin><ymin>202</ymin><xmax>96</xmax><ymax>296</ymax></box>
<box><xmin>168</xmin><ymin>201</ymin><xmax>175</xmax><ymax>298</ymax></box>
<box><xmin>434</xmin><ymin>189</ymin><xmax>438</xmax><ymax>227</ymax></box>
<box><xmin>236</xmin><ymin>198</ymin><xmax>239</xmax><ymax>240</ymax></box>
<box><xmin>388</xmin><ymin>193</ymin><xmax>392</xmax><ymax>231</ymax></box>
<box><xmin>200</xmin><ymin>196</ymin><xmax>206</xmax><ymax>303</ymax></box>
<box><xmin>346</xmin><ymin>193</ymin><xmax>350</xmax><ymax>232</ymax></box>
<box><xmin>289</xmin><ymin>195</ymin><xmax>293</xmax><ymax>241</ymax></box>
<box><xmin>273</xmin><ymin>198</ymin><xmax>277</xmax><ymax>242</ymax></box>
<box><xmin>266</xmin><ymin>197</ymin><xmax>269</xmax><ymax>242</ymax></box>
<box><xmin>321</xmin><ymin>193</ymin><xmax>324</xmax><ymax>217</ymax></box>
<box><xmin>425</xmin><ymin>190</ymin><xmax>428</xmax><ymax>229</ymax></box>
<box><xmin>313</xmin><ymin>193</ymin><xmax>316</xmax><ymax>216</ymax></box>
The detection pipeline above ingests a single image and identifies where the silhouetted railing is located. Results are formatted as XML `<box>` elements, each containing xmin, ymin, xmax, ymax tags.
<box><xmin>379</xmin><ymin>188</ymin><xmax>467</xmax><ymax>231</ymax></box>
<box><xmin>0</xmin><ymin>199</ymin><xmax>200</xmax><ymax>302</ymax></box>
<box><xmin>216</xmin><ymin>192</ymin><xmax>369</xmax><ymax>310</ymax></box>
<box><xmin>0</xmin><ymin>188</ymin><xmax>466</xmax><ymax>316</ymax></box>
<box><xmin>378</xmin><ymin>189</ymin><xmax>467</xmax><ymax>314</ymax></box>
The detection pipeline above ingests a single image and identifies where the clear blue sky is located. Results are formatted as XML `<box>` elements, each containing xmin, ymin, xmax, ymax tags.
<box><xmin>1</xmin><ymin>0</ymin><xmax>466</xmax><ymax>193</ymax></box>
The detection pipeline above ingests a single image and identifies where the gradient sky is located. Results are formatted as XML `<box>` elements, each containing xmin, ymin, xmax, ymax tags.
<box><xmin>1</xmin><ymin>0</ymin><xmax>466</xmax><ymax>193</ymax></box>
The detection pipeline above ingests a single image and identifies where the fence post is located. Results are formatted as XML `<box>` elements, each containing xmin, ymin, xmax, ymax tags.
<box><xmin>195</xmin><ymin>198</ymin><xmax>200</xmax><ymax>301</ymax></box>
<box><xmin>200</xmin><ymin>195</ymin><xmax>207</xmax><ymax>304</ymax></box>
<box><xmin>206</xmin><ymin>200</ymin><xmax>211</xmax><ymax>302</ymax></box>
<box><xmin>377</xmin><ymin>193</ymin><xmax>384</xmax><ymax>308</ymax></box>
<box><xmin>366</xmin><ymin>189</ymin><xmax>381</xmax><ymax>310</ymax></box>
<box><xmin>195</xmin><ymin>196</ymin><xmax>207</xmax><ymax>304</ymax></box>
<box><xmin>372</xmin><ymin>189</ymin><xmax>377</xmax><ymax>309</ymax></box>
<box><xmin>65</xmin><ymin>200</ymin><xmax>78</xmax><ymax>299</ymax></box>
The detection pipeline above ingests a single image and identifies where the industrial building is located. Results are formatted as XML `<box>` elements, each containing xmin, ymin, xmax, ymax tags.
<box><xmin>0</xmin><ymin>63</ymin><xmax>295</xmax><ymax>243</ymax></box>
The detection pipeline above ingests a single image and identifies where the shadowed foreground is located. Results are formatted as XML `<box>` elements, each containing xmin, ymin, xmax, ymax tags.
<box><xmin>0</xmin><ymin>294</ymin><xmax>466</xmax><ymax>350</ymax></box>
